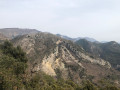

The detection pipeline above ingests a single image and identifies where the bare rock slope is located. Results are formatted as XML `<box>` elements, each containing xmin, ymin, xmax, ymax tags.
<box><xmin>12</xmin><ymin>32</ymin><xmax>120</xmax><ymax>84</ymax></box>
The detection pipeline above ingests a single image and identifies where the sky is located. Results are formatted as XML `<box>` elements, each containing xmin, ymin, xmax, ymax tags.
<box><xmin>0</xmin><ymin>0</ymin><xmax>120</xmax><ymax>42</ymax></box>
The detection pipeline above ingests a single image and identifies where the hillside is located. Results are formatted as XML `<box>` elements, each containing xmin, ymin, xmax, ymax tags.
<box><xmin>0</xmin><ymin>29</ymin><xmax>119</xmax><ymax>89</ymax></box>
<box><xmin>0</xmin><ymin>33</ymin><xmax>8</xmax><ymax>41</ymax></box>
<box><xmin>76</xmin><ymin>39</ymin><xmax>120</xmax><ymax>71</ymax></box>
<box><xmin>0</xmin><ymin>41</ymin><xmax>86</xmax><ymax>90</ymax></box>
<box><xmin>11</xmin><ymin>32</ymin><xmax>120</xmax><ymax>85</ymax></box>
<box><xmin>0</xmin><ymin>28</ymin><xmax>39</xmax><ymax>39</ymax></box>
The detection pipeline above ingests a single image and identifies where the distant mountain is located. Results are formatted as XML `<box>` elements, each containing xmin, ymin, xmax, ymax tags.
<box><xmin>56</xmin><ymin>34</ymin><xmax>97</xmax><ymax>42</ymax></box>
<box><xmin>56</xmin><ymin>34</ymin><xmax>75</xmax><ymax>41</ymax></box>
<box><xmin>80</xmin><ymin>37</ymin><xmax>97</xmax><ymax>42</ymax></box>
<box><xmin>101</xmin><ymin>41</ymin><xmax>109</xmax><ymax>43</ymax></box>
<box><xmin>0</xmin><ymin>28</ymin><xmax>40</xmax><ymax>38</ymax></box>
<box><xmin>76</xmin><ymin>39</ymin><xmax>120</xmax><ymax>71</ymax></box>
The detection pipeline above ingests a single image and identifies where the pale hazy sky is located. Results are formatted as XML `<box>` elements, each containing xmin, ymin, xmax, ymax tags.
<box><xmin>0</xmin><ymin>0</ymin><xmax>120</xmax><ymax>42</ymax></box>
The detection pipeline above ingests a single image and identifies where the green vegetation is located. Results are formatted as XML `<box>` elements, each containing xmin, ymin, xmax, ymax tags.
<box><xmin>0</xmin><ymin>41</ymin><xmax>119</xmax><ymax>90</ymax></box>
<box><xmin>0</xmin><ymin>41</ymin><xmax>28</xmax><ymax>90</ymax></box>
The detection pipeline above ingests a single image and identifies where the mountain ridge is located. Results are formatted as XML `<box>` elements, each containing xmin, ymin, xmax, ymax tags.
<box><xmin>76</xmin><ymin>39</ymin><xmax>120</xmax><ymax>71</ymax></box>
<box><xmin>56</xmin><ymin>34</ymin><xmax>97</xmax><ymax>42</ymax></box>
<box><xmin>0</xmin><ymin>28</ymin><xmax>40</xmax><ymax>39</ymax></box>
<box><xmin>11</xmin><ymin>32</ymin><xmax>120</xmax><ymax>84</ymax></box>
<box><xmin>0</xmin><ymin>28</ymin><xmax>120</xmax><ymax>87</ymax></box>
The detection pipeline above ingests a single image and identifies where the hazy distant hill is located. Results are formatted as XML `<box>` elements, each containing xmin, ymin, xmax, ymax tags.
<box><xmin>56</xmin><ymin>34</ymin><xmax>97</xmax><ymax>42</ymax></box>
<box><xmin>76</xmin><ymin>39</ymin><xmax>120</xmax><ymax>71</ymax></box>
<box><xmin>0</xmin><ymin>28</ymin><xmax>40</xmax><ymax>38</ymax></box>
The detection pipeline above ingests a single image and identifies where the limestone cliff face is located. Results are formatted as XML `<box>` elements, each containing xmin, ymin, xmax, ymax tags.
<box><xmin>12</xmin><ymin>32</ymin><xmax>113</xmax><ymax>83</ymax></box>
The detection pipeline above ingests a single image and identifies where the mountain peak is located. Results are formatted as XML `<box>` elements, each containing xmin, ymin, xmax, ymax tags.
<box><xmin>0</xmin><ymin>28</ymin><xmax>40</xmax><ymax>39</ymax></box>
